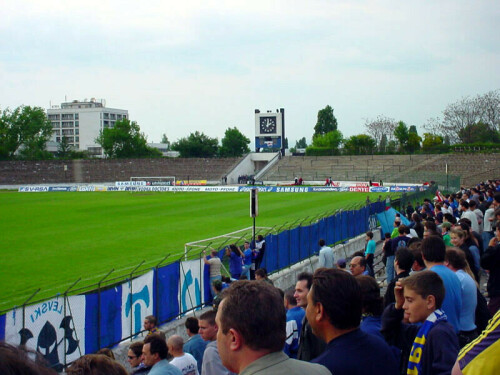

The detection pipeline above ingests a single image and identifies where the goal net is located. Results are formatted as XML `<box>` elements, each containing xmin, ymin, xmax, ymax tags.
<box><xmin>184</xmin><ymin>226</ymin><xmax>273</xmax><ymax>262</ymax></box>
<box><xmin>130</xmin><ymin>176</ymin><xmax>176</xmax><ymax>186</ymax></box>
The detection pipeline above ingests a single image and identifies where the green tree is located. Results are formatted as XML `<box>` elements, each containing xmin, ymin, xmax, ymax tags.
<box><xmin>171</xmin><ymin>131</ymin><xmax>219</xmax><ymax>158</ymax></box>
<box><xmin>343</xmin><ymin>134</ymin><xmax>376</xmax><ymax>155</ymax></box>
<box><xmin>457</xmin><ymin>121</ymin><xmax>500</xmax><ymax>143</ymax></box>
<box><xmin>407</xmin><ymin>132</ymin><xmax>422</xmax><ymax>153</ymax></box>
<box><xmin>312</xmin><ymin>130</ymin><xmax>343</xmax><ymax>148</ymax></box>
<box><xmin>0</xmin><ymin>105</ymin><xmax>53</xmax><ymax>159</ymax></box>
<box><xmin>386</xmin><ymin>140</ymin><xmax>397</xmax><ymax>154</ymax></box>
<box><xmin>295</xmin><ymin>137</ymin><xmax>308</xmax><ymax>149</ymax></box>
<box><xmin>96</xmin><ymin>118</ymin><xmax>161</xmax><ymax>158</ymax></box>
<box><xmin>219</xmin><ymin>127</ymin><xmax>250</xmax><ymax>157</ymax></box>
<box><xmin>422</xmin><ymin>133</ymin><xmax>444</xmax><ymax>151</ymax></box>
<box><xmin>314</xmin><ymin>105</ymin><xmax>338</xmax><ymax>136</ymax></box>
<box><xmin>394</xmin><ymin>121</ymin><xmax>409</xmax><ymax>151</ymax></box>
<box><xmin>56</xmin><ymin>136</ymin><xmax>72</xmax><ymax>158</ymax></box>
<box><xmin>161</xmin><ymin>133</ymin><xmax>171</xmax><ymax>150</ymax></box>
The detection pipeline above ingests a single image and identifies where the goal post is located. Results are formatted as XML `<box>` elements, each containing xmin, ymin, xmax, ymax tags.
<box><xmin>130</xmin><ymin>176</ymin><xmax>176</xmax><ymax>186</ymax></box>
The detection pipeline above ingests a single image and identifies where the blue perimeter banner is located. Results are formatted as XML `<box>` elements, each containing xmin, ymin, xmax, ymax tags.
<box><xmin>18</xmin><ymin>185</ymin><xmax>425</xmax><ymax>193</ymax></box>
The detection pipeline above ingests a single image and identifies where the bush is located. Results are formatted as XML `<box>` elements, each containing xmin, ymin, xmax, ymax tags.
<box><xmin>305</xmin><ymin>147</ymin><xmax>340</xmax><ymax>156</ymax></box>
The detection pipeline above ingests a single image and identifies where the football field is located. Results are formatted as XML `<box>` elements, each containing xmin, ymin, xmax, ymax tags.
<box><xmin>1</xmin><ymin>190</ymin><xmax>390</xmax><ymax>312</ymax></box>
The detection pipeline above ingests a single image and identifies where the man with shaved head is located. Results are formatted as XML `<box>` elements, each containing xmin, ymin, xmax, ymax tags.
<box><xmin>167</xmin><ymin>335</ymin><xmax>199</xmax><ymax>375</ymax></box>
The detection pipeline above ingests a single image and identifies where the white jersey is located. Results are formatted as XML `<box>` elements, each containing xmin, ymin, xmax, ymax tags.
<box><xmin>170</xmin><ymin>353</ymin><xmax>199</xmax><ymax>375</ymax></box>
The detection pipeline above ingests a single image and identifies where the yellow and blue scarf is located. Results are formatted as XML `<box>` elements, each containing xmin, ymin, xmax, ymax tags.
<box><xmin>407</xmin><ymin>309</ymin><xmax>447</xmax><ymax>375</ymax></box>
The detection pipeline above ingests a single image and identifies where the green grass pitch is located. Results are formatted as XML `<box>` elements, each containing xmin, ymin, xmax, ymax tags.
<box><xmin>0</xmin><ymin>190</ymin><xmax>390</xmax><ymax>312</ymax></box>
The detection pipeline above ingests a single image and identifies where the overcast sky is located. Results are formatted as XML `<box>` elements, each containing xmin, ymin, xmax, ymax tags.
<box><xmin>1</xmin><ymin>0</ymin><xmax>499</xmax><ymax>147</ymax></box>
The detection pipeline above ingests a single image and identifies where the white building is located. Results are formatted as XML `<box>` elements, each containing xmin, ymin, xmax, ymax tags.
<box><xmin>47</xmin><ymin>98</ymin><xmax>128</xmax><ymax>156</ymax></box>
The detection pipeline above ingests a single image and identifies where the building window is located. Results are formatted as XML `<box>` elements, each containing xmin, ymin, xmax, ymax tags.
<box><xmin>75</xmin><ymin>113</ymin><xmax>79</xmax><ymax>120</ymax></box>
<box><xmin>75</xmin><ymin>129</ymin><xmax>79</xmax><ymax>135</ymax></box>
<box><xmin>75</xmin><ymin>121</ymin><xmax>79</xmax><ymax>127</ymax></box>
<box><xmin>52</xmin><ymin>122</ymin><xmax>60</xmax><ymax>128</ymax></box>
<box><xmin>110</xmin><ymin>113</ymin><xmax>116</xmax><ymax>120</ymax></box>
<box><xmin>75</xmin><ymin>143</ymin><xmax>79</xmax><ymax>148</ymax></box>
<box><xmin>87</xmin><ymin>147</ymin><xmax>102</xmax><ymax>155</ymax></box>
<box><xmin>62</xmin><ymin>121</ymin><xmax>73</xmax><ymax>128</ymax></box>
<box><xmin>103</xmin><ymin>113</ymin><xmax>109</xmax><ymax>119</ymax></box>
<box><xmin>53</xmin><ymin>130</ymin><xmax>60</xmax><ymax>136</ymax></box>
<box><xmin>62</xmin><ymin>113</ymin><xmax>74</xmax><ymax>120</ymax></box>
<box><xmin>75</xmin><ymin>136</ymin><xmax>79</xmax><ymax>142</ymax></box>
<box><xmin>56</xmin><ymin>137</ymin><xmax>61</xmax><ymax>142</ymax></box>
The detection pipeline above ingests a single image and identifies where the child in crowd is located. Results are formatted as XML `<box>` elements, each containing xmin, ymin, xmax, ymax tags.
<box><xmin>382</xmin><ymin>271</ymin><xmax>459</xmax><ymax>375</ymax></box>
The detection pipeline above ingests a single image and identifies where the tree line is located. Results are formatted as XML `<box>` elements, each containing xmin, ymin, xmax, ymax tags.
<box><xmin>1</xmin><ymin>89</ymin><xmax>498</xmax><ymax>160</ymax></box>
<box><xmin>296</xmin><ymin>90</ymin><xmax>500</xmax><ymax>156</ymax></box>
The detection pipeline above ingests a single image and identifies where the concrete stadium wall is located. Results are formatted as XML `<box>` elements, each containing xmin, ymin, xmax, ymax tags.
<box><xmin>112</xmin><ymin>230</ymin><xmax>377</xmax><ymax>371</ymax></box>
<box><xmin>0</xmin><ymin>158</ymin><xmax>241</xmax><ymax>185</ymax></box>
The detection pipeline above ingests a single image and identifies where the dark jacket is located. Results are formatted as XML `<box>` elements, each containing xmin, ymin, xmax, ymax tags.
<box><xmin>382</xmin><ymin>304</ymin><xmax>459</xmax><ymax>375</ymax></box>
<box><xmin>384</xmin><ymin>270</ymin><xmax>410</xmax><ymax>308</ymax></box>
<box><xmin>297</xmin><ymin>317</ymin><xmax>326</xmax><ymax>361</ymax></box>
<box><xmin>481</xmin><ymin>244</ymin><xmax>500</xmax><ymax>298</ymax></box>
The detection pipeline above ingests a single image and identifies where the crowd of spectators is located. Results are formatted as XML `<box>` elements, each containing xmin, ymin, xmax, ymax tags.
<box><xmin>3</xmin><ymin>180</ymin><xmax>500</xmax><ymax>375</ymax></box>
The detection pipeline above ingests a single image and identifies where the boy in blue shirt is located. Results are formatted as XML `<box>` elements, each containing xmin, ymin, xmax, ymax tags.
<box><xmin>382</xmin><ymin>271</ymin><xmax>459</xmax><ymax>375</ymax></box>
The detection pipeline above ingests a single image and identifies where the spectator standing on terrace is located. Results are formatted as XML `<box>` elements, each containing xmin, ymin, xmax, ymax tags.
<box><xmin>357</xmin><ymin>275</ymin><xmax>385</xmax><ymax>340</ymax></box>
<box><xmin>349</xmin><ymin>256</ymin><xmax>369</xmax><ymax>277</ymax></box>
<box><xmin>442</xmin><ymin>222</ymin><xmax>453</xmax><ymax>246</ymax></box>
<box><xmin>241</xmin><ymin>241</ymin><xmax>253</xmax><ymax>280</ymax></box>
<box><xmin>469</xmin><ymin>200</ymin><xmax>483</xmax><ymax>234</ymax></box>
<box><xmin>183</xmin><ymin>317</ymin><xmax>206</xmax><ymax>374</ymax></box>
<box><xmin>294</xmin><ymin>272</ymin><xmax>326</xmax><ymax>361</ymax></box>
<box><xmin>391</xmin><ymin>217</ymin><xmax>401</xmax><ymax>239</ymax></box>
<box><xmin>67</xmin><ymin>354</ymin><xmax>128</xmax><ymax>375</ymax></box>
<box><xmin>452</xmin><ymin>309</ymin><xmax>500</xmax><ymax>375</ymax></box>
<box><xmin>203</xmin><ymin>249</ymin><xmax>222</xmax><ymax>298</ymax></box>
<box><xmin>460</xmin><ymin>200</ymin><xmax>480</xmax><ymax>234</ymax></box>
<box><xmin>381</xmin><ymin>271</ymin><xmax>459</xmax><ymax>375</ymax></box>
<box><xmin>317</xmin><ymin>239</ymin><xmax>334</xmax><ymax>269</ymax></box>
<box><xmin>308</xmin><ymin>268</ymin><xmax>398</xmax><ymax>375</ymax></box>
<box><xmin>483</xmin><ymin>202</ymin><xmax>495</xmax><ymax>249</ymax></box>
<box><xmin>167</xmin><ymin>335</ymin><xmax>199</xmax><ymax>375</ymax></box>
<box><xmin>406</xmin><ymin>201</ymin><xmax>415</xmax><ymax>220</ymax></box>
<box><xmin>215</xmin><ymin>281</ymin><xmax>330</xmax><ymax>375</ymax></box>
<box><xmin>445</xmin><ymin>248</ymin><xmax>478</xmax><ymax>348</ymax></box>
<box><xmin>142</xmin><ymin>335</ymin><xmax>182</xmax><ymax>375</ymax></box>
<box><xmin>226</xmin><ymin>244</ymin><xmax>243</xmax><ymax>280</ymax></box>
<box><xmin>364</xmin><ymin>231</ymin><xmax>376</xmax><ymax>275</ymax></box>
<box><xmin>384</xmin><ymin>247</ymin><xmax>413</xmax><ymax>308</ymax></box>
<box><xmin>0</xmin><ymin>342</ymin><xmax>58</xmax><ymax>375</ymax></box>
<box><xmin>450</xmin><ymin>227</ymin><xmax>480</xmax><ymax>282</ymax></box>
<box><xmin>421</xmin><ymin>236</ymin><xmax>462</xmax><ymax>332</ymax></box>
<box><xmin>283</xmin><ymin>287</ymin><xmax>305</xmax><ymax>359</ymax></box>
<box><xmin>199</xmin><ymin>310</ymin><xmax>235</xmax><ymax>375</ymax></box>
<box><xmin>481</xmin><ymin>222</ymin><xmax>500</xmax><ymax>315</ymax></box>
<box><xmin>128</xmin><ymin>341</ymin><xmax>151</xmax><ymax>375</ymax></box>
<box><xmin>389</xmin><ymin>226</ymin><xmax>410</xmax><ymax>278</ymax></box>
<box><xmin>255</xmin><ymin>268</ymin><xmax>274</xmax><ymax>285</ymax></box>
<box><xmin>254</xmin><ymin>235</ymin><xmax>266</xmax><ymax>270</ymax></box>
<box><xmin>144</xmin><ymin>316</ymin><xmax>160</xmax><ymax>336</ymax></box>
